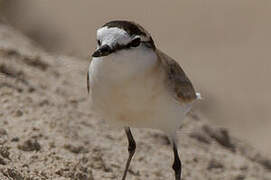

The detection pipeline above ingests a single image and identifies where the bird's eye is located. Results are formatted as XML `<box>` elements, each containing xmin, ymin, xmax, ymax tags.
<box><xmin>130</xmin><ymin>38</ymin><xmax>141</xmax><ymax>47</ymax></box>
<box><xmin>97</xmin><ymin>40</ymin><xmax>101</xmax><ymax>46</ymax></box>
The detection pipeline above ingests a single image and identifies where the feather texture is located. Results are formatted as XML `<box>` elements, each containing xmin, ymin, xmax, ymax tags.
<box><xmin>156</xmin><ymin>49</ymin><xmax>197</xmax><ymax>103</ymax></box>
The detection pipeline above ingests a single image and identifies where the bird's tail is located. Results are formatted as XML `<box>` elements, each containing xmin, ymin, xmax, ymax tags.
<box><xmin>196</xmin><ymin>92</ymin><xmax>202</xmax><ymax>100</ymax></box>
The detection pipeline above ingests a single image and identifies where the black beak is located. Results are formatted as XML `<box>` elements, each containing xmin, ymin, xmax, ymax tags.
<box><xmin>92</xmin><ymin>45</ymin><xmax>113</xmax><ymax>57</ymax></box>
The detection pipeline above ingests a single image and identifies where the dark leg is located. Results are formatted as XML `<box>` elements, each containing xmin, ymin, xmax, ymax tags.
<box><xmin>172</xmin><ymin>141</ymin><xmax>182</xmax><ymax>180</ymax></box>
<box><xmin>122</xmin><ymin>127</ymin><xmax>136</xmax><ymax>180</ymax></box>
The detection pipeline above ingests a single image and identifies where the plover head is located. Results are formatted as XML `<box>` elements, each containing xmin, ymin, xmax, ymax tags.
<box><xmin>92</xmin><ymin>20</ymin><xmax>156</xmax><ymax>58</ymax></box>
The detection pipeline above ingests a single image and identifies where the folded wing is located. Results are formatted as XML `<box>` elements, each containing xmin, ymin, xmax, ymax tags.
<box><xmin>156</xmin><ymin>49</ymin><xmax>197</xmax><ymax>103</ymax></box>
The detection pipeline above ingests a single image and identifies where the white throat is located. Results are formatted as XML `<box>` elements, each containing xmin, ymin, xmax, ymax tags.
<box><xmin>90</xmin><ymin>46</ymin><xmax>157</xmax><ymax>82</ymax></box>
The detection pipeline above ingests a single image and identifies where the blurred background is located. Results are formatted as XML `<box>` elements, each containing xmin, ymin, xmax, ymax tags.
<box><xmin>0</xmin><ymin>0</ymin><xmax>270</xmax><ymax>154</ymax></box>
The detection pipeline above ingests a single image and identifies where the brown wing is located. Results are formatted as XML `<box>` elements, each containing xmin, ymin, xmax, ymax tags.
<box><xmin>156</xmin><ymin>49</ymin><xmax>197</xmax><ymax>103</ymax></box>
<box><xmin>87</xmin><ymin>70</ymin><xmax>90</xmax><ymax>94</ymax></box>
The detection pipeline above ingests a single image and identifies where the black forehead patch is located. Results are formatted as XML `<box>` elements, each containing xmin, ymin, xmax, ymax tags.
<box><xmin>103</xmin><ymin>20</ymin><xmax>147</xmax><ymax>36</ymax></box>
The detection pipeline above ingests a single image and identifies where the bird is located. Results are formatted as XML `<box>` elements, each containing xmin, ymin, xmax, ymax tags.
<box><xmin>87</xmin><ymin>20</ymin><xmax>200</xmax><ymax>180</ymax></box>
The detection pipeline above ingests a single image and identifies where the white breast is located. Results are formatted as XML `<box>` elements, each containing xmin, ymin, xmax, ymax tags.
<box><xmin>88</xmin><ymin>48</ymin><xmax>188</xmax><ymax>134</ymax></box>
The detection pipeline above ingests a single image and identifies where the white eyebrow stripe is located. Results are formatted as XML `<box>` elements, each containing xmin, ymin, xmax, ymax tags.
<box><xmin>97</xmin><ymin>27</ymin><xmax>131</xmax><ymax>47</ymax></box>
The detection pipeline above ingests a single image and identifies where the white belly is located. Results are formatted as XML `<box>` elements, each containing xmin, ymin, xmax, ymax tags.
<box><xmin>88</xmin><ymin>51</ymin><xmax>188</xmax><ymax>134</ymax></box>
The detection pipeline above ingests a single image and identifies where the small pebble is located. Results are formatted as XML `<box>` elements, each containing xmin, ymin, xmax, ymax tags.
<box><xmin>207</xmin><ymin>159</ymin><xmax>224</xmax><ymax>170</ymax></box>
<box><xmin>18</xmin><ymin>139</ymin><xmax>41</xmax><ymax>151</ymax></box>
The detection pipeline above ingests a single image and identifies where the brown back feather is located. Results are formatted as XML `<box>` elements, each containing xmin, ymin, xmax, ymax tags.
<box><xmin>156</xmin><ymin>49</ymin><xmax>197</xmax><ymax>103</ymax></box>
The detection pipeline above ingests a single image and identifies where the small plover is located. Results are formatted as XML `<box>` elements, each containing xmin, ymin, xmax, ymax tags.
<box><xmin>87</xmin><ymin>20</ymin><xmax>200</xmax><ymax>180</ymax></box>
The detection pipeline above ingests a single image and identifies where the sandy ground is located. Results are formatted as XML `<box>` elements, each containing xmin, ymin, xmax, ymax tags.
<box><xmin>0</xmin><ymin>21</ymin><xmax>271</xmax><ymax>180</ymax></box>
